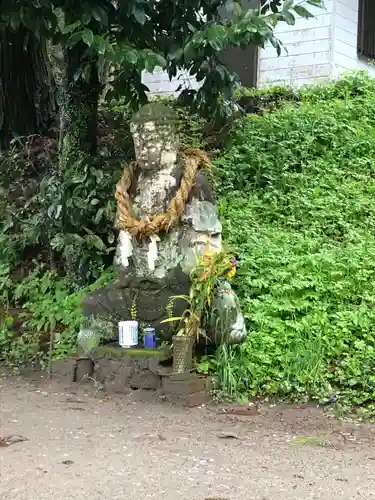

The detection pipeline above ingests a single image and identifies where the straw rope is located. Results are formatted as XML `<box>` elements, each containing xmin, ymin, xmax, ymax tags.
<box><xmin>115</xmin><ymin>148</ymin><xmax>211</xmax><ymax>237</ymax></box>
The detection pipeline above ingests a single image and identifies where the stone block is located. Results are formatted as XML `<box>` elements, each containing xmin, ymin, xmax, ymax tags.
<box><xmin>104</xmin><ymin>378</ymin><xmax>129</xmax><ymax>394</ymax></box>
<box><xmin>95</xmin><ymin>359</ymin><xmax>123</xmax><ymax>379</ymax></box>
<box><xmin>51</xmin><ymin>358</ymin><xmax>77</xmax><ymax>380</ymax></box>
<box><xmin>96</xmin><ymin>359</ymin><xmax>134</xmax><ymax>389</ymax></box>
<box><xmin>136</xmin><ymin>357</ymin><xmax>149</xmax><ymax>371</ymax></box>
<box><xmin>148</xmin><ymin>357</ymin><xmax>163</xmax><ymax>375</ymax></box>
<box><xmin>74</xmin><ymin>358</ymin><xmax>94</xmax><ymax>382</ymax></box>
<box><xmin>129</xmin><ymin>370</ymin><xmax>161</xmax><ymax>390</ymax></box>
<box><xmin>161</xmin><ymin>373</ymin><xmax>208</xmax><ymax>395</ymax></box>
<box><xmin>161</xmin><ymin>372</ymin><xmax>212</xmax><ymax>406</ymax></box>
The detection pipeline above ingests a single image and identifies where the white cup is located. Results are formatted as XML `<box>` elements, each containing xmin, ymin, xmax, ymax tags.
<box><xmin>118</xmin><ymin>320</ymin><xmax>138</xmax><ymax>348</ymax></box>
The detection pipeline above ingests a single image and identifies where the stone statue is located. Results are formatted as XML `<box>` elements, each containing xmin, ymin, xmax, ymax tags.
<box><xmin>82</xmin><ymin>102</ymin><xmax>246</xmax><ymax>345</ymax></box>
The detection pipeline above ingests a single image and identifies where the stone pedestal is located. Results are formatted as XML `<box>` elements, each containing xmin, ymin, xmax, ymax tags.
<box><xmin>90</xmin><ymin>343</ymin><xmax>172</xmax><ymax>393</ymax></box>
<box><xmin>72</xmin><ymin>344</ymin><xmax>211</xmax><ymax>407</ymax></box>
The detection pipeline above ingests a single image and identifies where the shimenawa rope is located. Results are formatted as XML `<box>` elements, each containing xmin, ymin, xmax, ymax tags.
<box><xmin>115</xmin><ymin>147</ymin><xmax>211</xmax><ymax>237</ymax></box>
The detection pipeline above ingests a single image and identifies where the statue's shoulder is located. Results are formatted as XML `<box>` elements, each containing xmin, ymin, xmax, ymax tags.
<box><xmin>190</xmin><ymin>169</ymin><xmax>216</xmax><ymax>203</ymax></box>
<box><xmin>174</xmin><ymin>150</ymin><xmax>216</xmax><ymax>203</ymax></box>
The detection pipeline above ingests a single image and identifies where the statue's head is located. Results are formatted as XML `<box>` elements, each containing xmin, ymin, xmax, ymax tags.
<box><xmin>130</xmin><ymin>103</ymin><xmax>179</xmax><ymax>171</ymax></box>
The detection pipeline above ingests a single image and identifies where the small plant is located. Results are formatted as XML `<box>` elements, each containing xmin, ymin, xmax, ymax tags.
<box><xmin>128</xmin><ymin>296</ymin><xmax>151</xmax><ymax>344</ymax></box>
<box><xmin>0</xmin><ymin>315</ymin><xmax>46</xmax><ymax>371</ymax></box>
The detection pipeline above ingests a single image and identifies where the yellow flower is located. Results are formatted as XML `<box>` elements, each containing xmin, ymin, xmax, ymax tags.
<box><xmin>130</xmin><ymin>298</ymin><xmax>137</xmax><ymax>320</ymax></box>
<box><xmin>225</xmin><ymin>267</ymin><xmax>237</xmax><ymax>279</ymax></box>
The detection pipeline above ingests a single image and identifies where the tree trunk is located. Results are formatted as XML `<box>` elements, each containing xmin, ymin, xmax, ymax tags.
<box><xmin>59</xmin><ymin>40</ymin><xmax>100</xmax><ymax>170</ymax></box>
<box><xmin>0</xmin><ymin>26</ymin><xmax>56</xmax><ymax>149</ymax></box>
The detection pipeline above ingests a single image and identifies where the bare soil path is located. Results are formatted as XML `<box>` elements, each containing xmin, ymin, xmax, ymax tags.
<box><xmin>1</xmin><ymin>375</ymin><xmax>375</xmax><ymax>500</ymax></box>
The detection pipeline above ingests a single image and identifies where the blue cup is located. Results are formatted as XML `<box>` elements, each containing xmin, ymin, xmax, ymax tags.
<box><xmin>143</xmin><ymin>328</ymin><xmax>156</xmax><ymax>348</ymax></box>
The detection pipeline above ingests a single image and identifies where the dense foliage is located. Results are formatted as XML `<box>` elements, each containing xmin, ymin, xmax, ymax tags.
<box><xmin>211</xmin><ymin>72</ymin><xmax>375</xmax><ymax>417</ymax></box>
<box><xmin>0</xmin><ymin>0</ymin><xmax>322</xmax><ymax>123</ymax></box>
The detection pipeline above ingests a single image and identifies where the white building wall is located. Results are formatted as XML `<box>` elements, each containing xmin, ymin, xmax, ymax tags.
<box><xmin>332</xmin><ymin>0</ymin><xmax>375</xmax><ymax>76</ymax></box>
<box><xmin>258</xmin><ymin>1</ymin><xmax>334</xmax><ymax>87</ymax></box>
<box><xmin>142</xmin><ymin>68</ymin><xmax>199</xmax><ymax>95</ymax></box>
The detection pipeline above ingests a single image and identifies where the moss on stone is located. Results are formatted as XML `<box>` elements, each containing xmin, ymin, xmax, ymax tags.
<box><xmin>93</xmin><ymin>344</ymin><xmax>172</xmax><ymax>361</ymax></box>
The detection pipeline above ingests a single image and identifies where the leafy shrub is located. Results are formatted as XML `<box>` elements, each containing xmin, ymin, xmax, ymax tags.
<box><xmin>0</xmin><ymin>266</ymin><xmax>114</xmax><ymax>369</ymax></box>
<box><xmin>0</xmin><ymin>138</ymin><xmax>124</xmax><ymax>285</ymax></box>
<box><xmin>213</xmin><ymin>72</ymin><xmax>375</xmax><ymax>416</ymax></box>
<box><xmin>236</xmin><ymin>70</ymin><xmax>373</xmax><ymax>110</ymax></box>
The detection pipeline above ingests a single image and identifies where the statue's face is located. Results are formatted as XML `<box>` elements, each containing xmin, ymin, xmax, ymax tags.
<box><xmin>131</xmin><ymin>120</ymin><xmax>177</xmax><ymax>171</ymax></box>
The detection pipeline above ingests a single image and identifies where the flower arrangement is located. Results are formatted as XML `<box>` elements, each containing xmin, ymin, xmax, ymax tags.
<box><xmin>162</xmin><ymin>249</ymin><xmax>238</xmax><ymax>342</ymax></box>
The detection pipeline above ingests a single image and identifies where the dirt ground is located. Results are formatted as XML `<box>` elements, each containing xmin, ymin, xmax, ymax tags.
<box><xmin>1</xmin><ymin>373</ymin><xmax>375</xmax><ymax>500</ymax></box>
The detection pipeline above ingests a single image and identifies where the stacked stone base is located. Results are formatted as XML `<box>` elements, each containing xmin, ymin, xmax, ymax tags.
<box><xmin>91</xmin><ymin>344</ymin><xmax>171</xmax><ymax>392</ymax></box>
<box><xmin>73</xmin><ymin>344</ymin><xmax>211</xmax><ymax>407</ymax></box>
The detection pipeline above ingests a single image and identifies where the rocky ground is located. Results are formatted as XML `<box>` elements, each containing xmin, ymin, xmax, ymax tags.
<box><xmin>1</xmin><ymin>373</ymin><xmax>375</xmax><ymax>500</ymax></box>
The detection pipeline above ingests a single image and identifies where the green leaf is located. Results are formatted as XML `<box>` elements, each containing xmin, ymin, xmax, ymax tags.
<box><xmin>160</xmin><ymin>317</ymin><xmax>183</xmax><ymax>324</ymax></box>
<box><xmin>306</xmin><ymin>0</ymin><xmax>325</xmax><ymax>7</ymax></box>
<box><xmin>154</xmin><ymin>53</ymin><xmax>166</xmax><ymax>67</ymax></box>
<box><xmin>133</xmin><ymin>7</ymin><xmax>146</xmax><ymax>25</ymax></box>
<box><xmin>124</xmin><ymin>48</ymin><xmax>138</xmax><ymax>64</ymax></box>
<box><xmin>144</xmin><ymin>54</ymin><xmax>156</xmax><ymax>72</ymax></box>
<box><xmin>82</xmin><ymin>28</ymin><xmax>94</xmax><ymax>47</ymax></box>
<box><xmin>95</xmin><ymin>36</ymin><xmax>107</xmax><ymax>55</ymax></box>
<box><xmin>223</xmin><ymin>0</ymin><xmax>242</xmax><ymax>17</ymax></box>
<box><xmin>92</xmin><ymin>6</ymin><xmax>108</xmax><ymax>26</ymax></box>
<box><xmin>72</xmin><ymin>197</ymin><xmax>87</xmax><ymax>210</ymax></box>
<box><xmin>282</xmin><ymin>0</ymin><xmax>294</xmax><ymax>10</ymax></box>
<box><xmin>10</xmin><ymin>13</ymin><xmax>20</xmax><ymax>30</ymax></box>
<box><xmin>281</xmin><ymin>10</ymin><xmax>296</xmax><ymax>26</ymax></box>
<box><xmin>55</xmin><ymin>205</ymin><xmax>62</xmax><ymax>219</ymax></box>
<box><xmin>73</xmin><ymin>67</ymin><xmax>83</xmax><ymax>82</ymax></box>
<box><xmin>86</xmin><ymin>235</ymin><xmax>107</xmax><ymax>251</ymax></box>
<box><xmin>270</xmin><ymin>35</ymin><xmax>283</xmax><ymax>56</ymax></box>
<box><xmin>82</xmin><ymin>63</ymin><xmax>91</xmax><ymax>82</ymax></box>
<box><xmin>62</xmin><ymin>21</ymin><xmax>81</xmax><ymax>34</ymax></box>
<box><xmin>206</xmin><ymin>24</ymin><xmax>227</xmax><ymax>51</ymax></box>
<box><xmin>168</xmin><ymin>47</ymin><xmax>183</xmax><ymax>61</ymax></box>
<box><xmin>82</xmin><ymin>11</ymin><xmax>92</xmax><ymax>25</ymax></box>
<box><xmin>294</xmin><ymin>5</ymin><xmax>314</xmax><ymax>19</ymax></box>
<box><xmin>67</xmin><ymin>31</ymin><xmax>83</xmax><ymax>48</ymax></box>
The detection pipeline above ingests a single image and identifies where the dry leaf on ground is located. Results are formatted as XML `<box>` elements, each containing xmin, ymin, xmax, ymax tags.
<box><xmin>0</xmin><ymin>435</ymin><xmax>28</xmax><ymax>447</ymax></box>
